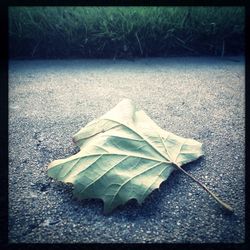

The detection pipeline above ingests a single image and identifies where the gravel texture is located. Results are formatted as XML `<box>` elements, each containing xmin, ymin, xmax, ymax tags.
<box><xmin>8</xmin><ymin>57</ymin><xmax>245</xmax><ymax>243</ymax></box>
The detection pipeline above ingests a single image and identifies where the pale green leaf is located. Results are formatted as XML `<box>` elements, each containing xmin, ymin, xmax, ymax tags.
<box><xmin>48</xmin><ymin>99</ymin><xmax>207</xmax><ymax>213</ymax></box>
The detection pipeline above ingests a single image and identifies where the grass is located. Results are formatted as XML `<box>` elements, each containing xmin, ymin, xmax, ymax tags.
<box><xmin>9</xmin><ymin>7</ymin><xmax>244</xmax><ymax>59</ymax></box>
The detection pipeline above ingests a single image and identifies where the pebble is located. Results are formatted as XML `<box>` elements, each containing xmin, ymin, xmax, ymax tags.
<box><xmin>29</xmin><ymin>192</ymin><xmax>38</xmax><ymax>198</ymax></box>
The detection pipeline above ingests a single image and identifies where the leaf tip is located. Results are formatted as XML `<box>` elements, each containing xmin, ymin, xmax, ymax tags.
<box><xmin>103</xmin><ymin>205</ymin><xmax>113</xmax><ymax>215</ymax></box>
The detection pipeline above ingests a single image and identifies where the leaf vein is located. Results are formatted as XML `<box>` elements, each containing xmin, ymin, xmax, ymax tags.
<box><xmin>78</xmin><ymin>155</ymin><xmax>129</xmax><ymax>195</ymax></box>
<box><xmin>108</xmin><ymin>161</ymin><xmax>167</xmax><ymax>208</ymax></box>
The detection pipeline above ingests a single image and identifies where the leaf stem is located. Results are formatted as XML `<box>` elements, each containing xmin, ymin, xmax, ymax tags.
<box><xmin>175</xmin><ymin>164</ymin><xmax>234</xmax><ymax>213</ymax></box>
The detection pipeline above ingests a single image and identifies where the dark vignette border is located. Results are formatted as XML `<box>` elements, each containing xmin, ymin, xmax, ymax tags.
<box><xmin>0</xmin><ymin>0</ymin><xmax>249</xmax><ymax>250</ymax></box>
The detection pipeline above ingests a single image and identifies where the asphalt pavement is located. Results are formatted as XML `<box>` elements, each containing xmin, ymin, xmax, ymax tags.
<box><xmin>8</xmin><ymin>57</ymin><xmax>245</xmax><ymax>243</ymax></box>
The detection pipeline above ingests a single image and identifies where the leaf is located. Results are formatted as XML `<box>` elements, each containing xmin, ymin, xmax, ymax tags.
<box><xmin>48</xmin><ymin>99</ymin><xmax>233</xmax><ymax>214</ymax></box>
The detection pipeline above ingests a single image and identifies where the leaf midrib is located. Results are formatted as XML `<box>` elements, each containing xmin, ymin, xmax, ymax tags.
<box><xmin>49</xmin><ymin>152</ymin><xmax>171</xmax><ymax>170</ymax></box>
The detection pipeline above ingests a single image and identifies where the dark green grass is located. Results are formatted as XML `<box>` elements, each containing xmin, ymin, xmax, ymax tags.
<box><xmin>9</xmin><ymin>7</ymin><xmax>244</xmax><ymax>59</ymax></box>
